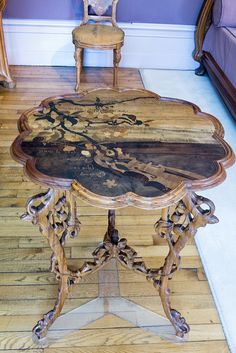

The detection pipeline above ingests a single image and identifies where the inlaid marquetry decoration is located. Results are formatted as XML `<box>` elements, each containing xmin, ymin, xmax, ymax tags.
<box><xmin>11</xmin><ymin>88</ymin><xmax>234</xmax><ymax>210</ymax></box>
<box><xmin>11</xmin><ymin>88</ymin><xmax>235</xmax><ymax>343</ymax></box>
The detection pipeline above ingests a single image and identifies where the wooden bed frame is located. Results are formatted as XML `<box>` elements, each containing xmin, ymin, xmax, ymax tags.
<box><xmin>194</xmin><ymin>0</ymin><xmax>236</xmax><ymax>121</ymax></box>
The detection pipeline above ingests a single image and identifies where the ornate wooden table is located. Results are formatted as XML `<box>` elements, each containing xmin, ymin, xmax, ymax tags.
<box><xmin>11</xmin><ymin>88</ymin><xmax>235</xmax><ymax>342</ymax></box>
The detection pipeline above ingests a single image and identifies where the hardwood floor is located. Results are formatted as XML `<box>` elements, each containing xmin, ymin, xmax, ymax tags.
<box><xmin>0</xmin><ymin>66</ymin><xmax>229</xmax><ymax>353</ymax></box>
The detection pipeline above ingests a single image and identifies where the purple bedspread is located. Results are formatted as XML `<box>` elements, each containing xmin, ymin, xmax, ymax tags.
<box><xmin>203</xmin><ymin>24</ymin><xmax>236</xmax><ymax>89</ymax></box>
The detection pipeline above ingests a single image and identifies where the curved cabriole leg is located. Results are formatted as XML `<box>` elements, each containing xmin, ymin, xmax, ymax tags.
<box><xmin>113</xmin><ymin>47</ymin><xmax>121</xmax><ymax>88</ymax></box>
<box><xmin>159</xmin><ymin>257</ymin><xmax>190</xmax><ymax>338</ymax></box>
<box><xmin>21</xmin><ymin>189</ymin><xmax>80</xmax><ymax>341</ymax></box>
<box><xmin>74</xmin><ymin>47</ymin><xmax>83</xmax><ymax>91</ymax></box>
<box><xmin>156</xmin><ymin>207</ymin><xmax>189</xmax><ymax>337</ymax></box>
<box><xmin>32</xmin><ymin>258</ymin><xmax>69</xmax><ymax>340</ymax></box>
<box><xmin>155</xmin><ymin>192</ymin><xmax>218</xmax><ymax>337</ymax></box>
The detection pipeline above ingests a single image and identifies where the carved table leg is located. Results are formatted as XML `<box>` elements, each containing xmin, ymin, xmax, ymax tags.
<box><xmin>33</xmin><ymin>268</ymin><xmax>69</xmax><ymax>340</ymax></box>
<box><xmin>22</xmin><ymin>189</ymin><xmax>80</xmax><ymax>340</ymax></box>
<box><xmin>156</xmin><ymin>207</ymin><xmax>189</xmax><ymax>337</ymax></box>
<box><xmin>155</xmin><ymin>192</ymin><xmax>218</xmax><ymax>337</ymax></box>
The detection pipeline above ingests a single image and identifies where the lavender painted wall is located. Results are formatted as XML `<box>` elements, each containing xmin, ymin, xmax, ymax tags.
<box><xmin>3</xmin><ymin>0</ymin><xmax>204</xmax><ymax>25</ymax></box>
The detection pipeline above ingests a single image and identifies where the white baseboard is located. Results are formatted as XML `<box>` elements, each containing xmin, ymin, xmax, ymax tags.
<box><xmin>3</xmin><ymin>19</ymin><xmax>198</xmax><ymax>70</ymax></box>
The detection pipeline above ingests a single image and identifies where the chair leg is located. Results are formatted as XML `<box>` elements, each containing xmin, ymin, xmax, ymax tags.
<box><xmin>113</xmin><ymin>48</ymin><xmax>121</xmax><ymax>88</ymax></box>
<box><xmin>74</xmin><ymin>47</ymin><xmax>83</xmax><ymax>92</ymax></box>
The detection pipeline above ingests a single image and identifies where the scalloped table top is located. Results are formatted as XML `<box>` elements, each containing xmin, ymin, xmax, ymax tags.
<box><xmin>11</xmin><ymin>88</ymin><xmax>235</xmax><ymax>209</ymax></box>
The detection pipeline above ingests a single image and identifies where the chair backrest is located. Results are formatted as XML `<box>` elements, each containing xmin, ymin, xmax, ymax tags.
<box><xmin>82</xmin><ymin>0</ymin><xmax>119</xmax><ymax>26</ymax></box>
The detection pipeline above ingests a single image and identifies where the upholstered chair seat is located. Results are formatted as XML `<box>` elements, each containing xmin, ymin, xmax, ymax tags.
<box><xmin>73</xmin><ymin>24</ymin><xmax>124</xmax><ymax>47</ymax></box>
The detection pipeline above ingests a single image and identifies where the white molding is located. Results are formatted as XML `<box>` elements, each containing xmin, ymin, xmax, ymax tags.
<box><xmin>3</xmin><ymin>19</ymin><xmax>198</xmax><ymax>69</ymax></box>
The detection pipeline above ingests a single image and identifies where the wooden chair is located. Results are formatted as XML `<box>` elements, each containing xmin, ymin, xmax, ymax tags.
<box><xmin>0</xmin><ymin>0</ymin><xmax>15</xmax><ymax>88</ymax></box>
<box><xmin>72</xmin><ymin>0</ymin><xmax>124</xmax><ymax>91</ymax></box>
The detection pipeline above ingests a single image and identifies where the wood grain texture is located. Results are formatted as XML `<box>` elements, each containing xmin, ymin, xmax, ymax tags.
<box><xmin>11</xmin><ymin>88</ymin><xmax>235</xmax><ymax>210</ymax></box>
<box><xmin>0</xmin><ymin>66</ymin><xmax>230</xmax><ymax>353</ymax></box>
<box><xmin>4</xmin><ymin>342</ymin><xmax>230</xmax><ymax>353</ymax></box>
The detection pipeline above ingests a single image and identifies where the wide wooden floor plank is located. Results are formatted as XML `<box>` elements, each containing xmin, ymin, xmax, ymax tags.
<box><xmin>5</xmin><ymin>341</ymin><xmax>230</xmax><ymax>353</ymax></box>
<box><xmin>0</xmin><ymin>268</ymin><xmax>201</xmax><ymax>286</ymax></box>
<box><xmin>0</xmin><ymin>294</ymin><xmax>216</xmax><ymax>316</ymax></box>
<box><xmin>43</xmin><ymin>342</ymin><xmax>230</xmax><ymax>353</ymax></box>
<box><xmin>0</xmin><ymin>325</ymin><xmax>226</xmax><ymax>350</ymax></box>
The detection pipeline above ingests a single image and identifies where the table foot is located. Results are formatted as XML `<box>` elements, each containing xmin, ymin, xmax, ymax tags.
<box><xmin>32</xmin><ymin>275</ymin><xmax>69</xmax><ymax>340</ymax></box>
<box><xmin>159</xmin><ymin>285</ymin><xmax>190</xmax><ymax>338</ymax></box>
<box><xmin>22</xmin><ymin>189</ymin><xmax>80</xmax><ymax>339</ymax></box>
<box><xmin>155</xmin><ymin>191</ymin><xmax>218</xmax><ymax>336</ymax></box>
<box><xmin>32</xmin><ymin>333</ymin><xmax>49</xmax><ymax>347</ymax></box>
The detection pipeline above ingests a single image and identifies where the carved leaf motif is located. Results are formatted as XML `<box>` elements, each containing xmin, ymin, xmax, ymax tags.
<box><xmin>88</xmin><ymin>0</ymin><xmax>112</xmax><ymax>16</ymax></box>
